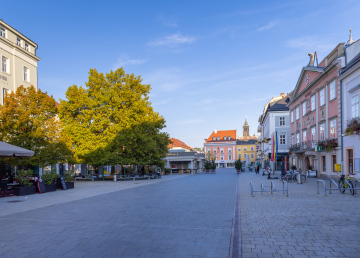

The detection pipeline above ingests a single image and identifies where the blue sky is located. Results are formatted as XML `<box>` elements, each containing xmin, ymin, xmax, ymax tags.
<box><xmin>3</xmin><ymin>0</ymin><xmax>360</xmax><ymax>148</ymax></box>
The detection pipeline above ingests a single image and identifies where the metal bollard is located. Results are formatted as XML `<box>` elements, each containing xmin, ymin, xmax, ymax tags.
<box><xmin>114</xmin><ymin>174</ymin><xmax>117</xmax><ymax>182</ymax></box>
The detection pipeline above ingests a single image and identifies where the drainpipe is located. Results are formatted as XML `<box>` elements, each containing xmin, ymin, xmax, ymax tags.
<box><xmin>340</xmin><ymin>79</ymin><xmax>344</xmax><ymax>176</ymax></box>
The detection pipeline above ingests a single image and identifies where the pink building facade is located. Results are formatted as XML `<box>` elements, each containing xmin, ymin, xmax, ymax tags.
<box><xmin>288</xmin><ymin>44</ymin><xmax>346</xmax><ymax>178</ymax></box>
<box><xmin>204</xmin><ymin>130</ymin><xmax>237</xmax><ymax>168</ymax></box>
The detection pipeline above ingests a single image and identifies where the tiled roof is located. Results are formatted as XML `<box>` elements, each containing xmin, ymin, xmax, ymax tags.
<box><xmin>168</xmin><ymin>138</ymin><xmax>193</xmax><ymax>150</ymax></box>
<box><xmin>206</xmin><ymin>130</ymin><xmax>236</xmax><ymax>142</ymax></box>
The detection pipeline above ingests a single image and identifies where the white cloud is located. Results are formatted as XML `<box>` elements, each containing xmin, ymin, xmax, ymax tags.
<box><xmin>148</xmin><ymin>33</ymin><xmax>196</xmax><ymax>47</ymax></box>
<box><xmin>285</xmin><ymin>36</ymin><xmax>335</xmax><ymax>53</ymax></box>
<box><xmin>112</xmin><ymin>55</ymin><xmax>146</xmax><ymax>70</ymax></box>
<box><xmin>257</xmin><ymin>21</ymin><xmax>280</xmax><ymax>31</ymax></box>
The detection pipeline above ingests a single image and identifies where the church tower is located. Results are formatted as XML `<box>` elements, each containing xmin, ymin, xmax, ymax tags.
<box><xmin>243</xmin><ymin>119</ymin><xmax>249</xmax><ymax>137</ymax></box>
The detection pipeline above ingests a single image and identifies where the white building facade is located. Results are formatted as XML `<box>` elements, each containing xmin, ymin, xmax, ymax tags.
<box><xmin>0</xmin><ymin>20</ymin><xmax>40</xmax><ymax>104</ymax></box>
<box><xmin>339</xmin><ymin>32</ymin><xmax>360</xmax><ymax>178</ymax></box>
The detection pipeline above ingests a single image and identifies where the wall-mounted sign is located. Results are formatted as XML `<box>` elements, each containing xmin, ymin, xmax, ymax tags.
<box><xmin>334</xmin><ymin>164</ymin><xmax>341</xmax><ymax>172</ymax></box>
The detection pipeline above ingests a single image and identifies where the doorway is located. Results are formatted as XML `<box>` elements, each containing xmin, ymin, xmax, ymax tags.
<box><xmin>348</xmin><ymin>149</ymin><xmax>353</xmax><ymax>174</ymax></box>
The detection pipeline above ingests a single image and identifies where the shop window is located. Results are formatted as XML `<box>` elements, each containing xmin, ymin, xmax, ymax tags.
<box><xmin>351</xmin><ymin>95</ymin><xmax>359</xmax><ymax>118</ymax></box>
<box><xmin>322</xmin><ymin>156</ymin><xmax>326</xmax><ymax>172</ymax></box>
<box><xmin>332</xmin><ymin>155</ymin><xmax>337</xmax><ymax>172</ymax></box>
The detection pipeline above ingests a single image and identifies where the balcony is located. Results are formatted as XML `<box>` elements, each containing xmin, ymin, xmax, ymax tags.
<box><xmin>290</xmin><ymin>138</ymin><xmax>338</xmax><ymax>153</ymax></box>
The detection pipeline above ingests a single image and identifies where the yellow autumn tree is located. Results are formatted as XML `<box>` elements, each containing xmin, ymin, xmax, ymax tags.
<box><xmin>0</xmin><ymin>86</ymin><xmax>73</xmax><ymax>167</ymax></box>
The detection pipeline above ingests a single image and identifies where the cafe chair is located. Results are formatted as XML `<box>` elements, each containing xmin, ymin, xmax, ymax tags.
<box><xmin>0</xmin><ymin>182</ymin><xmax>13</xmax><ymax>197</ymax></box>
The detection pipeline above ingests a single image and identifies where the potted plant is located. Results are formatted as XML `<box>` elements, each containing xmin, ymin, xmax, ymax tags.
<box><xmin>204</xmin><ymin>161</ymin><xmax>211</xmax><ymax>172</ymax></box>
<box><xmin>345</xmin><ymin>118</ymin><xmax>360</xmax><ymax>136</ymax></box>
<box><xmin>235</xmin><ymin>159</ymin><xmax>243</xmax><ymax>174</ymax></box>
<box><xmin>210</xmin><ymin>160</ymin><xmax>216</xmax><ymax>173</ymax></box>
<box><xmin>164</xmin><ymin>168</ymin><xmax>171</xmax><ymax>175</ymax></box>
<box><xmin>63</xmin><ymin>170</ymin><xmax>74</xmax><ymax>189</ymax></box>
<box><xmin>317</xmin><ymin>139</ymin><xmax>338</xmax><ymax>152</ymax></box>
<box><xmin>42</xmin><ymin>170</ymin><xmax>59</xmax><ymax>192</ymax></box>
<box><xmin>14</xmin><ymin>169</ymin><xmax>36</xmax><ymax>196</ymax></box>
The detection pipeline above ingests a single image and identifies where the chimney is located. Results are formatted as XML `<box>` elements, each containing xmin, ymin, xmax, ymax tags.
<box><xmin>214</xmin><ymin>130</ymin><xmax>217</xmax><ymax>134</ymax></box>
<box><xmin>281</xmin><ymin>93</ymin><xmax>285</xmax><ymax>98</ymax></box>
<box><xmin>308</xmin><ymin>53</ymin><xmax>314</xmax><ymax>66</ymax></box>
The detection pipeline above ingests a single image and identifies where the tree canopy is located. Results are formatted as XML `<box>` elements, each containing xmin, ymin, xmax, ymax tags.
<box><xmin>0</xmin><ymin>85</ymin><xmax>73</xmax><ymax>166</ymax></box>
<box><xmin>59</xmin><ymin>68</ymin><xmax>170</xmax><ymax>167</ymax></box>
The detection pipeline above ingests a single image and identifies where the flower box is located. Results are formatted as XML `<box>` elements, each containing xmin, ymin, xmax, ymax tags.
<box><xmin>66</xmin><ymin>182</ymin><xmax>74</xmax><ymax>189</ymax></box>
<box><xmin>14</xmin><ymin>186</ymin><xmax>36</xmax><ymax>196</ymax></box>
<box><xmin>45</xmin><ymin>184</ymin><xmax>57</xmax><ymax>192</ymax></box>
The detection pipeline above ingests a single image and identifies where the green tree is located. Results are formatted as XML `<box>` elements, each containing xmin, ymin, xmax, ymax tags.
<box><xmin>0</xmin><ymin>85</ymin><xmax>73</xmax><ymax>167</ymax></box>
<box><xmin>59</xmin><ymin>68</ymin><xmax>170</xmax><ymax>168</ymax></box>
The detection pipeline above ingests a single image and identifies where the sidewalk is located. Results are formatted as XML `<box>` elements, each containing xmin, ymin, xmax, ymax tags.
<box><xmin>239</xmin><ymin>171</ymin><xmax>360</xmax><ymax>258</ymax></box>
<box><xmin>0</xmin><ymin>174</ymin><xmax>188</xmax><ymax>217</ymax></box>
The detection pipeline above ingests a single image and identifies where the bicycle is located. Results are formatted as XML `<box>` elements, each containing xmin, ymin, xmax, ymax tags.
<box><xmin>338</xmin><ymin>175</ymin><xmax>354</xmax><ymax>195</ymax></box>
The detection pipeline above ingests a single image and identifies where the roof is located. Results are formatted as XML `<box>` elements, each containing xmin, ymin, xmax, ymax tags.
<box><xmin>236</xmin><ymin>138</ymin><xmax>258</xmax><ymax>145</ymax></box>
<box><xmin>0</xmin><ymin>19</ymin><xmax>38</xmax><ymax>48</ymax></box>
<box><xmin>168</xmin><ymin>138</ymin><xmax>193</xmax><ymax>151</ymax></box>
<box><xmin>267</xmin><ymin>91</ymin><xmax>293</xmax><ymax>112</ymax></box>
<box><xmin>206</xmin><ymin>130</ymin><xmax>236</xmax><ymax>143</ymax></box>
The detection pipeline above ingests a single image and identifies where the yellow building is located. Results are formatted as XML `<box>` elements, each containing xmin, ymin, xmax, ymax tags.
<box><xmin>236</xmin><ymin>119</ymin><xmax>258</xmax><ymax>164</ymax></box>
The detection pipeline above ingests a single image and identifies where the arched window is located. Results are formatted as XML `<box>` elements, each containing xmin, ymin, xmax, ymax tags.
<box><xmin>228</xmin><ymin>136</ymin><xmax>231</xmax><ymax>140</ymax></box>
<box><xmin>224</xmin><ymin>136</ymin><xmax>227</xmax><ymax>140</ymax></box>
<box><xmin>217</xmin><ymin>136</ymin><xmax>220</xmax><ymax>140</ymax></box>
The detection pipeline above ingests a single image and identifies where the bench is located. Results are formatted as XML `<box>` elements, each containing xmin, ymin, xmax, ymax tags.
<box><xmin>74</xmin><ymin>177</ymin><xmax>94</xmax><ymax>181</ymax></box>
<box><xmin>306</xmin><ymin>170</ymin><xmax>317</xmax><ymax>178</ymax></box>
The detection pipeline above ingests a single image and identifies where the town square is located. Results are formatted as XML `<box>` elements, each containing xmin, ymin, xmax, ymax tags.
<box><xmin>1</xmin><ymin>1</ymin><xmax>360</xmax><ymax>257</ymax></box>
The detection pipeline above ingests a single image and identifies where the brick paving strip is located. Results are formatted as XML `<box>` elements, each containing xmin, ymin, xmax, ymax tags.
<box><xmin>229</xmin><ymin>174</ymin><xmax>241</xmax><ymax>258</ymax></box>
<box><xmin>238</xmin><ymin>172</ymin><xmax>360</xmax><ymax>258</ymax></box>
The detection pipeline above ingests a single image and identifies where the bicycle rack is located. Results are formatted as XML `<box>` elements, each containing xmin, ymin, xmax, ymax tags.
<box><xmin>250</xmin><ymin>181</ymin><xmax>288</xmax><ymax>197</ymax></box>
<box><xmin>317</xmin><ymin>179</ymin><xmax>360</xmax><ymax>196</ymax></box>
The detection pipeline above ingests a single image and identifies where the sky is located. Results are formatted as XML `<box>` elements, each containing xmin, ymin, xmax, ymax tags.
<box><xmin>2</xmin><ymin>0</ymin><xmax>360</xmax><ymax>148</ymax></box>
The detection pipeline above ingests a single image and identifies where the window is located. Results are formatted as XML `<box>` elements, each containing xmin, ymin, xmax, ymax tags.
<box><xmin>251</xmin><ymin>153</ymin><xmax>254</xmax><ymax>158</ymax></box>
<box><xmin>280</xmin><ymin>134</ymin><xmax>286</xmax><ymax>145</ymax></box>
<box><xmin>329</xmin><ymin>81</ymin><xmax>336</xmax><ymax>100</ymax></box>
<box><xmin>291</xmin><ymin>135</ymin><xmax>294</xmax><ymax>145</ymax></box>
<box><xmin>213</xmin><ymin>137</ymin><xmax>216</xmax><ymax>141</ymax></box>
<box><xmin>217</xmin><ymin>136</ymin><xmax>220</xmax><ymax>140</ymax></box>
<box><xmin>322</xmin><ymin>156</ymin><xmax>326</xmax><ymax>171</ymax></box>
<box><xmin>238</xmin><ymin>147</ymin><xmax>241</xmax><ymax>151</ymax></box>
<box><xmin>244</xmin><ymin>153</ymin><xmax>247</xmax><ymax>158</ymax></box>
<box><xmin>311</xmin><ymin>127</ymin><xmax>315</xmax><ymax>141</ymax></box>
<box><xmin>224</xmin><ymin>136</ymin><xmax>227</xmax><ymax>140</ymax></box>
<box><xmin>351</xmin><ymin>95</ymin><xmax>359</xmax><ymax>118</ymax></box>
<box><xmin>17</xmin><ymin>38</ymin><xmax>21</xmax><ymax>46</ymax></box>
<box><xmin>2</xmin><ymin>56</ymin><xmax>9</xmax><ymax>73</ymax></box>
<box><xmin>332</xmin><ymin>155</ymin><xmax>337</xmax><ymax>172</ymax></box>
<box><xmin>213</xmin><ymin>149</ymin><xmax>216</xmax><ymax>154</ymax></box>
<box><xmin>250</xmin><ymin>147</ymin><xmax>254</xmax><ymax>151</ymax></box>
<box><xmin>0</xmin><ymin>28</ymin><xmax>6</xmax><ymax>38</ymax></box>
<box><xmin>291</xmin><ymin>111</ymin><xmax>294</xmax><ymax>123</ymax></box>
<box><xmin>220</xmin><ymin>154</ymin><xmax>224</xmax><ymax>160</ymax></box>
<box><xmin>25</xmin><ymin>43</ymin><xmax>29</xmax><ymax>51</ymax></box>
<box><xmin>302</xmin><ymin>102</ymin><xmax>306</xmax><ymax>116</ymax></box>
<box><xmin>228</xmin><ymin>147</ymin><xmax>231</xmax><ymax>153</ymax></box>
<box><xmin>3</xmin><ymin>88</ymin><xmax>8</xmax><ymax>104</ymax></box>
<box><xmin>228</xmin><ymin>155</ymin><xmax>232</xmax><ymax>160</ymax></box>
<box><xmin>228</xmin><ymin>136</ymin><xmax>231</xmax><ymax>140</ymax></box>
<box><xmin>244</xmin><ymin>147</ymin><xmax>247</xmax><ymax>151</ymax></box>
<box><xmin>296</xmin><ymin>133</ymin><xmax>300</xmax><ymax>144</ymax></box>
<box><xmin>220</xmin><ymin>148</ymin><xmax>224</xmax><ymax>153</ymax></box>
<box><xmin>296</xmin><ymin>106</ymin><xmax>299</xmax><ymax>120</ymax></box>
<box><xmin>238</xmin><ymin>154</ymin><xmax>241</xmax><ymax>159</ymax></box>
<box><xmin>330</xmin><ymin>119</ymin><xmax>336</xmax><ymax>139</ymax></box>
<box><xmin>320</xmin><ymin>88</ymin><xmax>325</xmax><ymax>106</ymax></box>
<box><xmin>280</xmin><ymin>117</ymin><xmax>285</xmax><ymax>126</ymax></box>
<box><xmin>207</xmin><ymin>149</ymin><xmax>210</xmax><ymax>153</ymax></box>
<box><xmin>320</xmin><ymin>123</ymin><xmax>325</xmax><ymax>141</ymax></box>
<box><xmin>311</xmin><ymin>95</ymin><xmax>315</xmax><ymax>111</ymax></box>
<box><xmin>24</xmin><ymin>67</ymin><xmax>30</xmax><ymax>82</ymax></box>
<box><xmin>302</xmin><ymin>130</ymin><xmax>306</xmax><ymax>142</ymax></box>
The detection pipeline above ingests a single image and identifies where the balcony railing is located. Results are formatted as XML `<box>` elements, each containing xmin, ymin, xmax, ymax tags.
<box><xmin>290</xmin><ymin>138</ymin><xmax>338</xmax><ymax>152</ymax></box>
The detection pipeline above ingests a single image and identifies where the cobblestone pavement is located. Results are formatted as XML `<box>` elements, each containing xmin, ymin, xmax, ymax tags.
<box><xmin>0</xmin><ymin>170</ymin><xmax>238</xmax><ymax>258</ymax></box>
<box><xmin>239</xmin><ymin>171</ymin><xmax>360</xmax><ymax>258</ymax></box>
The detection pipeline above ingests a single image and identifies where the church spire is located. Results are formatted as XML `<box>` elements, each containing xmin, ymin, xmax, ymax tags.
<box><xmin>243</xmin><ymin>118</ymin><xmax>249</xmax><ymax>137</ymax></box>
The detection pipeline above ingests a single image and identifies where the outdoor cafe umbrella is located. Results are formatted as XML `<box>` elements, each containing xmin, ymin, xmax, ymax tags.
<box><xmin>0</xmin><ymin>141</ymin><xmax>34</xmax><ymax>157</ymax></box>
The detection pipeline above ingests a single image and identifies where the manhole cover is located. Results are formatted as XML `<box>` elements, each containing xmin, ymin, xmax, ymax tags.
<box><xmin>7</xmin><ymin>200</ymin><xmax>24</xmax><ymax>203</ymax></box>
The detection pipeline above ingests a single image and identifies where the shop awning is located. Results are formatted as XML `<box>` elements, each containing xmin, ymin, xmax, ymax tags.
<box><xmin>0</xmin><ymin>141</ymin><xmax>34</xmax><ymax>157</ymax></box>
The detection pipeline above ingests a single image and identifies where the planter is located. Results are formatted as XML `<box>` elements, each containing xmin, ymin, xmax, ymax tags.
<box><xmin>14</xmin><ymin>186</ymin><xmax>36</xmax><ymax>196</ymax></box>
<box><xmin>65</xmin><ymin>182</ymin><xmax>74</xmax><ymax>189</ymax></box>
<box><xmin>45</xmin><ymin>184</ymin><xmax>57</xmax><ymax>192</ymax></box>
<box><xmin>211</xmin><ymin>169</ymin><xmax>216</xmax><ymax>173</ymax></box>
